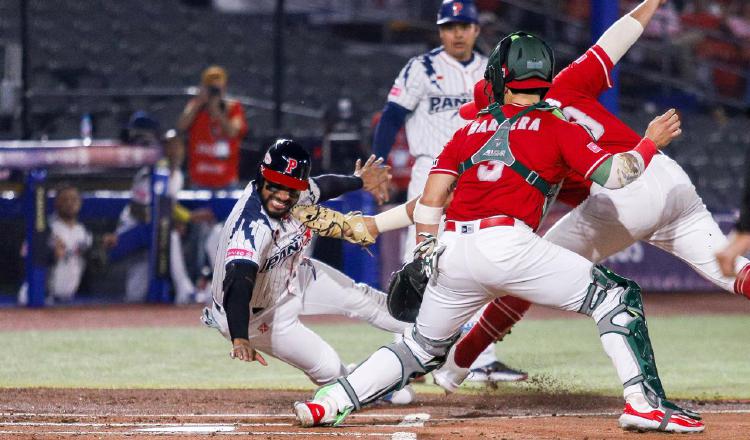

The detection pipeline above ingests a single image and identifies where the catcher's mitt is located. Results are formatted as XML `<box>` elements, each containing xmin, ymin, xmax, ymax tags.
<box><xmin>387</xmin><ymin>259</ymin><xmax>428</xmax><ymax>323</ymax></box>
<box><xmin>292</xmin><ymin>204</ymin><xmax>376</xmax><ymax>246</ymax></box>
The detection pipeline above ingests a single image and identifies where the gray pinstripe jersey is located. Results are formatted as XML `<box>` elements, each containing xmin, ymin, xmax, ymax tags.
<box><xmin>211</xmin><ymin>180</ymin><xmax>320</xmax><ymax>309</ymax></box>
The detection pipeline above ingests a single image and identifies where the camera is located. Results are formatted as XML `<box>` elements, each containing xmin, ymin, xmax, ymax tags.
<box><xmin>207</xmin><ymin>86</ymin><xmax>221</xmax><ymax>97</ymax></box>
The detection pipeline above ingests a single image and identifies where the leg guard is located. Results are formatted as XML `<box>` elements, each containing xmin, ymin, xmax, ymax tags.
<box><xmin>734</xmin><ymin>263</ymin><xmax>750</xmax><ymax>300</ymax></box>
<box><xmin>579</xmin><ymin>265</ymin><xmax>665</xmax><ymax>404</ymax></box>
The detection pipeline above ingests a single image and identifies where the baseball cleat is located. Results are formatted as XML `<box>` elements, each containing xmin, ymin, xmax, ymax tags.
<box><xmin>294</xmin><ymin>384</ymin><xmax>352</xmax><ymax>427</ymax></box>
<box><xmin>432</xmin><ymin>345</ymin><xmax>470</xmax><ymax>394</ymax></box>
<box><xmin>466</xmin><ymin>361</ymin><xmax>528</xmax><ymax>383</ymax></box>
<box><xmin>619</xmin><ymin>401</ymin><xmax>705</xmax><ymax>433</ymax></box>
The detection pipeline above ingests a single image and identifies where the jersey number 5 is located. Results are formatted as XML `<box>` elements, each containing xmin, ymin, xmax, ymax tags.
<box><xmin>477</xmin><ymin>161</ymin><xmax>504</xmax><ymax>182</ymax></box>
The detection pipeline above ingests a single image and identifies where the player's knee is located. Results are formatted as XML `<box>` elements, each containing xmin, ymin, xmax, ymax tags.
<box><xmin>397</xmin><ymin>325</ymin><xmax>460</xmax><ymax>373</ymax></box>
<box><xmin>578</xmin><ymin>264</ymin><xmax>644</xmax><ymax>335</ymax></box>
<box><xmin>306</xmin><ymin>361</ymin><xmax>348</xmax><ymax>386</ymax></box>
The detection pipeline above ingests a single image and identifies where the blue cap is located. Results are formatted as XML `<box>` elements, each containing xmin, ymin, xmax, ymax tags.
<box><xmin>436</xmin><ymin>0</ymin><xmax>479</xmax><ymax>25</ymax></box>
<box><xmin>127</xmin><ymin>110</ymin><xmax>160</xmax><ymax>133</ymax></box>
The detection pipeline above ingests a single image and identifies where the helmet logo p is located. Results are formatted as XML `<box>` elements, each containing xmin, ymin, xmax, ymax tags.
<box><xmin>285</xmin><ymin>158</ymin><xmax>298</xmax><ymax>174</ymax></box>
<box><xmin>452</xmin><ymin>2</ymin><xmax>463</xmax><ymax>15</ymax></box>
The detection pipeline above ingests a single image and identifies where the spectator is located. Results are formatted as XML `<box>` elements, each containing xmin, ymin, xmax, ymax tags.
<box><xmin>47</xmin><ymin>184</ymin><xmax>93</xmax><ymax>302</ymax></box>
<box><xmin>18</xmin><ymin>184</ymin><xmax>93</xmax><ymax>305</ymax></box>
<box><xmin>177</xmin><ymin>65</ymin><xmax>248</xmax><ymax>190</ymax></box>
<box><xmin>109</xmin><ymin>113</ymin><xmax>213</xmax><ymax>303</ymax></box>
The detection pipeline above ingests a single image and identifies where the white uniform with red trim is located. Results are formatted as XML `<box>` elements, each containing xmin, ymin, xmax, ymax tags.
<box><xmin>204</xmin><ymin>180</ymin><xmax>407</xmax><ymax>385</ymax></box>
<box><xmin>387</xmin><ymin>47</ymin><xmax>486</xmax><ymax>260</ymax></box>
<box><xmin>543</xmin><ymin>44</ymin><xmax>750</xmax><ymax>293</ymax></box>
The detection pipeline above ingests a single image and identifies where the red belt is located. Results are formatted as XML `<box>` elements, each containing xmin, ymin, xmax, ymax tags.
<box><xmin>444</xmin><ymin>216</ymin><xmax>515</xmax><ymax>232</ymax></box>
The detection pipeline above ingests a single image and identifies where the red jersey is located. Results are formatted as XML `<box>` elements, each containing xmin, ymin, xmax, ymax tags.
<box><xmin>187</xmin><ymin>100</ymin><xmax>248</xmax><ymax>189</ymax></box>
<box><xmin>431</xmin><ymin>104</ymin><xmax>611</xmax><ymax>229</ymax></box>
<box><xmin>545</xmin><ymin>45</ymin><xmax>643</xmax><ymax>206</ymax></box>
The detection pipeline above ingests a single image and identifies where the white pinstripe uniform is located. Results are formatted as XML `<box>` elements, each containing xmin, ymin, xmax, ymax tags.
<box><xmin>205</xmin><ymin>180</ymin><xmax>407</xmax><ymax>385</ymax></box>
<box><xmin>388</xmin><ymin>47</ymin><xmax>486</xmax><ymax>260</ymax></box>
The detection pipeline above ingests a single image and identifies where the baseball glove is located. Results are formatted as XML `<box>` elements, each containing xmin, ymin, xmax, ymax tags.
<box><xmin>291</xmin><ymin>204</ymin><xmax>376</xmax><ymax>246</ymax></box>
<box><xmin>387</xmin><ymin>259</ymin><xmax>428</xmax><ymax>323</ymax></box>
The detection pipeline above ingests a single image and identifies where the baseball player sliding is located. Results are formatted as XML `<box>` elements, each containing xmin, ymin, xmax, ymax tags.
<box><xmin>293</xmin><ymin>29</ymin><xmax>703</xmax><ymax>433</ymax></box>
<box><xmin>202</xmin><ymin>139</ymin><xmax>415</xmax><ymax>402</ymax></box>
<box><xmin>372</xmin><ymin>0</ymin><xmax>524</xmax><ymax>382</ymax></box>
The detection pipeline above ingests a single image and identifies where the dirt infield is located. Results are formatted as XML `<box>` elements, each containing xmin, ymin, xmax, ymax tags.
<box><xmin>0</xmin><ymin>388</ymin><xmax>748</xmax><ymax>439</ymax></box>
<box><xmin>1</xmin><ymin>292</ymin><xmax>749</xmax><ymax>438</ymax></box>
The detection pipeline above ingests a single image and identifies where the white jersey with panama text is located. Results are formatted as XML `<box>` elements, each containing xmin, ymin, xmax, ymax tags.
<box><xmin>388</xmin><ymin>47</ymin><xmax>486</xmax><ymax>159</ymax></box>
<box><xmin>210</xmin><ymin>180</ymin><xmax>320</xmax><ymax>310</ymax></box>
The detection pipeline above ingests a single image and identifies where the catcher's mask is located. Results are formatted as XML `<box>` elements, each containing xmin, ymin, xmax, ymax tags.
<box><xmin>485</xmin><ymin>31</ymin><xmax>554</xmax><ymax>101</ymax></box>
<box><xmin>256</xmin><ymin>139</ymin><xmax>312</xmax><ymax>192</ymax></box>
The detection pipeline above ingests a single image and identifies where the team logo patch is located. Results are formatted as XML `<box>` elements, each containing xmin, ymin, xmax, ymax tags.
<box><xmin>389</xmin><ymin>86</ymin><xmax>402</xmax><ymax>97</ymax></box>
<box><xmin>257</xmin><ymin>322</ymin><xmax>269</xmax><ymax>334</ymax></box>
<box><xmin>586</xmin><ymin>142</ymin><xmax>603</xmax><ymax>153</ymax></box>
<box><xmin>452</xmin><ymin>2</ymin><xmax>463</xmax><ymax>15</ymax></box>
<box><xmin>227</xmin><ymin>248</ymin><xmax>254</xmax><ymax>258</ymax></box>
<box><xmin>285</xmin><ymin>158</ymin><xmax>298</xmax><ymax>173</ymax></box>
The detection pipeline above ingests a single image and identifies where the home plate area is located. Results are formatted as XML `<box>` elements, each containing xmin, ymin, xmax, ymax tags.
<box><xmin>1</xmin><ymin>389</ymin><xmax>749</xmax><ymax>439</ymax></box>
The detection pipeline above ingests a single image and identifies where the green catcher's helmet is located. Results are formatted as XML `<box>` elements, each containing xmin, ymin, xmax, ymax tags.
<box><xmin>484</xmin><ymin>31</ymin><xmax>555</xmax><ymax>99</ymax></box>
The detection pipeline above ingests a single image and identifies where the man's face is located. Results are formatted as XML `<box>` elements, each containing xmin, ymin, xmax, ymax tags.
<box><xmin>55</xmin><ymin>188</ymin><xmax>82</xmax><ymax>221</ymax></box>
<box><xmin>439</xmin><ymin>22</ymin><xmax>479</xmax><ymax>62</ymax></box>
<box><xmin>261</xmin><ymin>181</ymin><xmax>301</xmax><ymax>218</ymax></box>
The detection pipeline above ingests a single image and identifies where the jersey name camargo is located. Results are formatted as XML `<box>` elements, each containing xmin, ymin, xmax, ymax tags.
<box><xmin>431</xmin><ymin>104</ymin><xmax>611</xmax><ymax>229</ymax></box>
<box><xmin>545</xmin><ymin>44</ymin><xmax>643</xmax><ymax>206</ymax></box>
<box><xmin>211</xmin><ymin>180</ymin><xmax>320</xmax><ymax>310</ymax></box>
<box><xmin>388</xmin><ymin>48</ymin><xmax>486</xmax><ymax>158</ymax></box>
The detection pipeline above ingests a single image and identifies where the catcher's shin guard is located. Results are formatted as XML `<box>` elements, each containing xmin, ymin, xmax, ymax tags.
<box><xmin>579</xmin><ymin>265</ymin><xmax>665</xmax><ymax>401</ymax></box>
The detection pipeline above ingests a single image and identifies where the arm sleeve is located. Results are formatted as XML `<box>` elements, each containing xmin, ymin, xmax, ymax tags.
<box><xmin>372</xmin><ymin>102</ymin><xmax>410</xmax><ymax>159</ymax></box>
<box><xmin>550</xmin><ymin>45</ymin><xmax>614</xmax><ymax>99</ymax></box>
<box><xmin>738</xmin><ymin>149</ymin><xmax>750</xmax><ymax>232</ymax></box>
<box><xmin>596</xmin><ymin>14</ymin><xmax>644</xmax><ymax>65</ymax></box>
<box><xmin>223</xmin><ymin>260</ymin><xmax>259</xmax><ymax>341</ymax></box>
<box><xmin>310</xmin><ymin>174</ymin><xmax>364</xmax><ymax>202</ymax></box>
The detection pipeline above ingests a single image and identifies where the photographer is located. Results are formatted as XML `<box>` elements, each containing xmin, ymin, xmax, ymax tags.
<box><xmin>177</xmin><ymin>65</ymin><xmax>248</xmax><ymax>190</ymax></box>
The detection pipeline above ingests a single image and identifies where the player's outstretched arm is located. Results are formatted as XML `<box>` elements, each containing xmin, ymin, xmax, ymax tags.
<box><xmin>596</xmin><ymin>0</ymin><xmax>665</xmax><ymax>65</ymax></box>
<box><xmin>223</xmin><ymin>260</ymin><xmax>268</xmax><ymax>365</ymax></box>
<box><xmin>589</xmin><ymin>109</ymin><xmax>681</xmax><ymax>189</ymax></box>
<box><xmin>311</xmin><ymin>155</ymin><xmax>391</xmax><ymax>205</ymax></box>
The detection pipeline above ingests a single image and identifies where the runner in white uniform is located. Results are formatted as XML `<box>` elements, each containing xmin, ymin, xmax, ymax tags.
<box><xmin>371</xmin><ymin>0</ymin><xmax>523</xmax><ymax>381</ymax></box>
<box><xmin>203</xmin><ymin>139</ymin><xmax>409</xmax><ymax>390</ymax></box>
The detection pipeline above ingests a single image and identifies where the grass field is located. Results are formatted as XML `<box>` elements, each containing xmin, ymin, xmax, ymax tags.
<box><xmin>2</xmin><ymin>314</ymin><xmax>748</xmax><ymax>400</ymax></box>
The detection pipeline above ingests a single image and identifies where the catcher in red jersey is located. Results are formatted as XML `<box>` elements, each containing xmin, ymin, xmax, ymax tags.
<box><xmin>430</xmin><ymin>0</ymin><xmax>750</xmax><ymax>402</ymax></box>
<box><xmin>293</xmin><ymin>30</ymin><xmax>703</xmax><ymax>433</ymax></box>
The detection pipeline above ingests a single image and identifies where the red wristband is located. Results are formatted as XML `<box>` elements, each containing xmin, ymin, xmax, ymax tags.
<box><xmin>634</xmin><ymin>137</ymin><xmax>657</xmax><ymax>167</ymax></box>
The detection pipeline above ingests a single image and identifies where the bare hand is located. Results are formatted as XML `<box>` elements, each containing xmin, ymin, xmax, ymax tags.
<box><xmin>230</xmin><ymin>338</ymin><xmax>268</xmax><ymax>365</ymax></box>
<box><xmin>716</xmin><ymin>233</ymin><xmax>750</xmax><ymax>277</ymax></box>
<box><xmin>102</xmin><ymin>233</ymin><xmax>118</xmax><ymax>249</ymax></box>
<box><xmin>354</xmin><ymin>155</ymin><xmax>391</xmax><ymax>205</ymax></box>
<box><xmin>645</xmin><ymin>108</ymin><xmax>681</xmax><ymax>148</ymax></box>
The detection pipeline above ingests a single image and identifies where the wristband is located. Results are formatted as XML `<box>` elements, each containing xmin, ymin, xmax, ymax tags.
<box><xmin>634</xmin><ymin>137</ymin><xmax>657</xmax><ymax>167</ymax></box>
<box><xmin>374</xmin><ymin>203</ymin><xmax>412</xmax><ymax>233</ymax></box>
<box><xmin>413</xmin><ymin>200</ymin><xmax>443</xmax><ymax>225</ymax></box>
